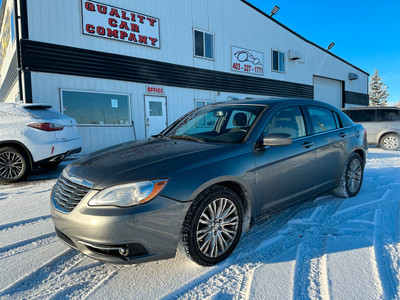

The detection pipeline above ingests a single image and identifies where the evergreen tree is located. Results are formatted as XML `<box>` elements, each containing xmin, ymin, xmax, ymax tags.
<box><xmin>369</xmin><ymin>69</ymin><xmax>389</xmax><ymax>106</ymax></box>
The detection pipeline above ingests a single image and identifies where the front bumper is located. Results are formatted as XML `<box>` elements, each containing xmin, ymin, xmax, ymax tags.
<box><xmin>50</xmin><ymin>191</ymin><xmax>191</xmax><ymax>264</ymax></box>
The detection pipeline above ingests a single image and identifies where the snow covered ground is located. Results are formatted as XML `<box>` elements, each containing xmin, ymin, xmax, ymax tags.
<box><xmin>0</xmin><ymin>147</ymin><xmax>399</xmax><ymax>299</ymax></box>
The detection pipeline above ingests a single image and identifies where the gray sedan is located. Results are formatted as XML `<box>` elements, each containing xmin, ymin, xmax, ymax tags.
<box><xmin>50</xmin><ymin>99</ymin><xmax>367</xmax><ymax>266</ymax></box>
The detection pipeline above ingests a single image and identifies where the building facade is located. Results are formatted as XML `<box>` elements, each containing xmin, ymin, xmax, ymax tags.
<box><xmin>0</xmin><ymin>0</ymin><xmax>369</xmax><ymax>154</ymax></box>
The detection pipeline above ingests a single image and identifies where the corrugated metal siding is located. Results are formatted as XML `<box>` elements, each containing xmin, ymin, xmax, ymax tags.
<box><xmin>345</xmin><ymin>91</ymin><xmax>369</xmax><ymax>106</ymax></box>
<box><xmin>0</xmin><ymin>51</ymin><xmax>18</xmax><ymax>101</ymax></box>
<box><xmin>21</xmin><ymin>39</ymin><xmax>314</xmax><ymax>99</ymax></box>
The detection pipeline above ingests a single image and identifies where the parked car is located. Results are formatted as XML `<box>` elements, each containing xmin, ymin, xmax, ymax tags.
<box><xmin>50</xmin><ymin>99</ymin><xmax>367</xmax><ymax>266</ymax></box>
<box><xmin>0</xmin><ymin>102</ymin><xmax>81</xmax><ymax>183</ymax></box>
<box><xmin>342</xmin><ymin>106</ymin><xmax>400</xmax><ymax>150</ymax></box>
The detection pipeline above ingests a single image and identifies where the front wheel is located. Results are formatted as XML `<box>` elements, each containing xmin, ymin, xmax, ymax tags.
<box><xmin>0</xmin><ymin>147</ymin><xmax>30</xmax><ymax>183</ymax></box>
<box><xmin>380</xmin><ymin>134</ymin><xmax>400</xmax><ymax>151</ymax></box>
<box><xmin>333</xmin><ymin>153</ymin><xmax>364</xmax><ymax>198</ymax></box>
<box><xmin>181</xmin><ymin>186</ymin><xmax>243</xmax><ymax>266</ymax></box>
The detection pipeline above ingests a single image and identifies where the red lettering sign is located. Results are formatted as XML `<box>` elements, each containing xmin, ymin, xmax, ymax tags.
<box><xmin>146</xmin><ymin>86</ymin><xmax>164</xmax><ymax>95</ymax></box>
<box><xmin>82</xmin><ymin>1</ymin><xmax>160</xmax><ymax>48</ymax></box>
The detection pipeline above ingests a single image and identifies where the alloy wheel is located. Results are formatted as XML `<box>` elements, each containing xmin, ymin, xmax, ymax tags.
<box><xmin>0</xmin><ymin>151</ymin><xmax>24</xmax><ymax>180</ymax></box>
<box><xmin>196</xmin><ymin>197</ymin><xmax>239</xmax><ymax>258</ymax></box>
<box><xmin>347</xmin><ymin>158</ymin><xmax>362</xmax><ymax>194</ymax></box>
<box><xmin>383</xmin><ymin>136</ymin><xmax>399</xmax><ymax>150</ymax></box>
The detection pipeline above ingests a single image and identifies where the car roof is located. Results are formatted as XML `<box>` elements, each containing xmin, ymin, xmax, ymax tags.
<box><xmin>0</xmin><ymin>102</ymin><xmax>52</xmax><ymax>109</ymax></box>
<box><xmin>213</xmin><ymin>98</ymin><xmax>335</xmax><ymax>109</ymax></box>
<box><xmin>342</xmin><ymin>106</ymin><xmax>399</xmax><ymax>110</ymax></box>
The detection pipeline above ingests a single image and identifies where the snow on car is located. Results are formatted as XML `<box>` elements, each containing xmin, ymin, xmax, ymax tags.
<box><xmin>0</xmin><ymin>103</ymin><xmax>81</xmax><ymax>183</ymax></box>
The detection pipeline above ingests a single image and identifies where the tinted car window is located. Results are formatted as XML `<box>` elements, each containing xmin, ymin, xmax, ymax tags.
<box><xmin>166</xmin><ymin>104</ymin><xmax>264</xmax><ymax>143</ymax></box>
<box><xmin>24</xmin><ymin>107</ymin><xmax>63</xmax><ymax>119</ymax></box>
<box><xmin>345</xmin><ymin>110</ymin><xmax>376</xmax><ymax>122</ymax></box>
<box><xmin>307</xmin><ymin>106</ymin><xmax>337</xmax><ymax>134</ymax></box>
<box><xmin>377</xmin><ymin>109</ymin><xmax>400</xmax><ymax>121</ymax></box>
<box><xmin>263</xmin><ymin>106</ymin><xmax>306</xmax><ymax>139</ymax></box>
<box><xmin>333</xmin><ymin>111</ymin><xmax>343</xmax><ymax>128</ymax></box>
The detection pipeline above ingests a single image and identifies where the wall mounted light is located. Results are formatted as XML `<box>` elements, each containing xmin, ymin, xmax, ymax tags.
<box><xmin>327</xmin><ymin>42</ymin><xmax>335</xmax><ymax>51</ymax></box>
<box><xmin>349</xmin><ymin>72</ymin><xmax>359</xmax><ymax>80</ymax></box>
<box><xmin>270</xmin><ymin>6</ymin><xmax>280</xmax><ymax>17</ymax></box>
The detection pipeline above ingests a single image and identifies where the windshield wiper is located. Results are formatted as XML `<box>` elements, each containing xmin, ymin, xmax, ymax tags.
<box><xmin>169</xmin><ymin>135</ymin><xmax>206</xmax><ymax>143</ymax></box>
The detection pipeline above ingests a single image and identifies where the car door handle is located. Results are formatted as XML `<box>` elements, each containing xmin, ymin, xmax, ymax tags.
<box><xmin>338</xmin><ymin>132</ymin><xmax>347</xmax><ymax>138</ymax></box>
<box><xmin>302</xmin><ymin>142</ymin><xmax>314</xmax><ymax>148</ymax></box>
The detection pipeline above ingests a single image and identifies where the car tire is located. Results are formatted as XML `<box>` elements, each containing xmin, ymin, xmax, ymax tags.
<box><xmin>181</xmin><ymin>186</ymin><xmax>243</xmax><ymax>266</ymax></box>
<box><xmin>380</xmin><ymin>133</ymin><xmax>400</xmax><ymax>151</ymax></box>
<box><xmin>0</xmin><ymin>147</ymin><xmax>30</xmax><ymax>183</ymax></box>
<box><xmin>333</xmin><ymin>153</ymin><xmax>364</xmax><ymax>198</ymax></box>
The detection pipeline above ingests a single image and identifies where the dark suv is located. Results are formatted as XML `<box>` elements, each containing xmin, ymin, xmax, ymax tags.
<box><xmin>342</xmin><ymin>107</ymin><xmax>400</xmax><ymax>150</ymax></box>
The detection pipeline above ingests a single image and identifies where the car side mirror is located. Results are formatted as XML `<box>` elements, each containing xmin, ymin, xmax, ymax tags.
<box><xmin>263</xmin><ymin>133</ymin><xmax>292</xmax><ymax>147</ymax></box>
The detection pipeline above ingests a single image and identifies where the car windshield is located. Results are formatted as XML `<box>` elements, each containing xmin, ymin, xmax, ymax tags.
<box><xmin>164</xmin><ymin>104</ymin><xmax>265</xmax><ymax>143</ymax></box>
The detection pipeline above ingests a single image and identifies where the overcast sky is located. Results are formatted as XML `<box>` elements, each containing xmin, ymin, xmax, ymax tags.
<box><xmin>247</xmin><ymin>0</ymin><xmax>400</xmax><ymax>104</ymax></box>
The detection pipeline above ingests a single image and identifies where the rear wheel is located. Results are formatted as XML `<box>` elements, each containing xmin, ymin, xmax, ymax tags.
<box><xmin>380</xmin><ymin>134</ymin><xmax>400</xmax><ymax>151</ymax></box>
<box><xmin>181</xmin><ymin>186</ymin><xmax>243</xmax><ymax>266</ymax></box>
<box><xmin>0</xmin><ymin>147</ymin><xmax>30</xmax><ymax>183</ymax></box>
<box><xmin>333</xmin><ymin>153</ymin><xmax>363</xmax><ymax>198</ymax></box>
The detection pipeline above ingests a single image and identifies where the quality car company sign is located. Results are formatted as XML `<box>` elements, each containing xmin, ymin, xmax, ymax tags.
<box><xmin>81</xmin><ymin>0</ymin><xmax>160</xmax><ymax>48</ymax></box>
<box><xmin>231</xmin><ymin>46</ymin><xmax>264</xmax><ymax>75</ymax></box>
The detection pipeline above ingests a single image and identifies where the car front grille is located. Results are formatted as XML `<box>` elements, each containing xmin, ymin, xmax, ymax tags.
<box><xmin>52</xmin><ymin>172</ymin><xmax>93</xmax><ymax>213</ymax></box>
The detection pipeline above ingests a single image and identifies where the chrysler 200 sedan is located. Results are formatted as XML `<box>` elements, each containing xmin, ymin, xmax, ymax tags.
<box><xmin>50</xmin><ymin>99</ymin><xmax>367</xmax><ymax>266</ymax></box>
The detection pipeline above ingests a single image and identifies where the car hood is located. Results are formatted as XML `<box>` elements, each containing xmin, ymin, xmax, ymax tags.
<box><xmin>64</xmin><ymin>137</ymin><xmax>233</xmax><ymax>189</ymax></box>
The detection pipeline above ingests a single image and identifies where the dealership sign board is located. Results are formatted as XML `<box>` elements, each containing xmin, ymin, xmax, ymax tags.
<box><xmin>81</xmin><ymin>0</ymin><xmax>160</xmax><ymax>48</ymax></box>
<box><xmin>231</xmin><ymin>46</ymin><xmax>264</xmax><ymax>75</ymax></box>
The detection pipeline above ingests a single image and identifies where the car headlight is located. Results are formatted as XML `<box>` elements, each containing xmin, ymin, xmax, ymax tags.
<box><xmin>88</xmin><ymin>179</ymin><xmax>168</xmax><ymax>207</ymax></box>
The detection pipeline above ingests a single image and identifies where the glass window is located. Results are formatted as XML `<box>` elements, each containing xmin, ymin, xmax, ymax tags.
<box><xmin>345</xmin><ymin>110</ymin><xmax>375</xmax><ymax>122</ymax></box>
<box><xmin>166</xmin><ymin>104</ymin><xmax>264</xmax><ymax>143</ymax></box>
<box><xmin>272</xmin><ymin>50</ymin><xmax>285</xmax><ymax>72</ymax></box>
<box><xmin>194</xmin><ymin>30</ymin><xmax>204</xmax><ymax>57</ymax></box>
<box><xmin>333</xmin><ymin>112</ymin><xmax>343</xmax><ymax>128</ymax></box>
<box><xmin>263</xmin><ymin>106</ymin><xmax>306</xmax><ymax>139</ymax></box>
<box><xmin>204</xmin><ymin>33</ymin><xmax>213</xmax><ymax>59</ymax></box>
<box><xmin>149</xmin><ymin>101</ymin><xmax>162</xmax><ymax>116</ymax></box>
<box><xmin>62</xmin><ymin>90</ymin><xmax>130</xmax><ymax>125</ymax></box>
<box><xmin>307</xmin><ymin>106</ymin><xmax>337</xmax><ymax>133</ymax></box>
<box><xmin>377</xmin><ymin>109</ymin><xmax>400</xmax><ymax>121</ymax></box>
<box><xmin>24</xmin><ymin>107</ymin><xmax>63</xmax><ymax>119</ymax></box>
<box><xmin>194</xmin><ymin>30</ymin><xmax>214</xmax><ymax>59</ymax></box>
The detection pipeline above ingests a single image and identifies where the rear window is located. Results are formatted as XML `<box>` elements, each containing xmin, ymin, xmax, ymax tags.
<box><xmin>23</xmin><ymin>107</ymin><xmax>63</xmax><ymax>119</ymax></box>
<box><xmin>344</xmin><ymin>110</ymin><xmax>375</xmax><ymax>122</ymax></box>
<box><xmin>377</xmin><ymin>109</ymin><xmax>400</xmax><ymax>121</ymax></box>
<box><xmin>307</xmin><ymin>106</ymin><xmax>337</xmax><ymax>134</ymax></box>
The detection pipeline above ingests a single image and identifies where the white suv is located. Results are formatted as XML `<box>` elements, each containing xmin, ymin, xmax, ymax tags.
<box><xmin>0</xmin><ymin>103</ymin><xmax>82</xmax><ymax>183</ymax></box>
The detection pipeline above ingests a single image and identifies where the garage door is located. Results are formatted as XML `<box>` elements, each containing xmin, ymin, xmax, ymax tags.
<box><xmin>313</xmin><ymin>76</ymin><xmax>343</xmax><ymax>108</ymax></box>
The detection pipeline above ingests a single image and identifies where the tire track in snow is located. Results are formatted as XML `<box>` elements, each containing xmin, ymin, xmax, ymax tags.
<box><xmin>0</xmin><ymin>232</ymin><xmax>57</xmax><ymax>260</ymax></box>
<box><xmin>0</xmin><ymin>215</ymin><xmax>51</xmax><ymax>232</ymax></box>
<box><xmin>0</xmin><ymin>248</ymin><xmax>123</xmax><ymax>300</ymax></box>
<box><xmin>292</xmin><ymin>201</ymin><xmax>343</xmax><ymax>300</ymax></box>
<box><xmin>0</xmin><ymin>249</ymin><xmax>84</xmax><ymax>298</ymax></box>
<box><xmin>174</xmin><ymin>193</ymin><xmax>388</xmax><ymax>300</ymax></box>
<box><xmin>172</xmin><ymin>201</ymin><xmax>319</xmax><ymax>299</ymax></box>
<box><xmin>374</xmin><ymin>190</ymin><xmax>400</xmax><ymax>299</ymax></box>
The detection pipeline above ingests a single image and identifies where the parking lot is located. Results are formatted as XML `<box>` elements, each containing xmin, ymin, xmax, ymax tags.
<box><xmin>0</xmin><ymin>147</ymin><xmax>399</xmax><ymax>299</ymax></box>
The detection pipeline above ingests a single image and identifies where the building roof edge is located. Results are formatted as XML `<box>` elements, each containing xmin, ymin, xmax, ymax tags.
<box><xmin>241</xmin><ymin>0</ymin><xmax>369</xmax><ymax>76</ymax></box>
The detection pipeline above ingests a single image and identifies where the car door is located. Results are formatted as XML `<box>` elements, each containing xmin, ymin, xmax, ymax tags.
<box><xmin>306</xmin><ymin>105</ymin><xmax>354</xmax><ymax>192</ymax></box>
<box><xmin>253</xmin><ymin>105</ymin><xmax>317</xmax><ymax>217</ymax></box>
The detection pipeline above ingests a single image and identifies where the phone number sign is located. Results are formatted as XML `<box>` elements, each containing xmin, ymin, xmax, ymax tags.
<box><xmin>231</xmin><ymin>46</ymin><xmax>264</xmax><ymax>75</ymax></box>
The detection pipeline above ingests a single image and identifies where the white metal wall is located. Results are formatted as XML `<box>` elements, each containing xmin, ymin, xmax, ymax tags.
<box><xmin>30</xmin><ymin>72</ymin><xmax>271</xmax><ymax>154</ymax></box>
<box><xmin>25</xmin><ymin>0</ymin><xmax>368</xmax><ymax>94</ymax></box>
